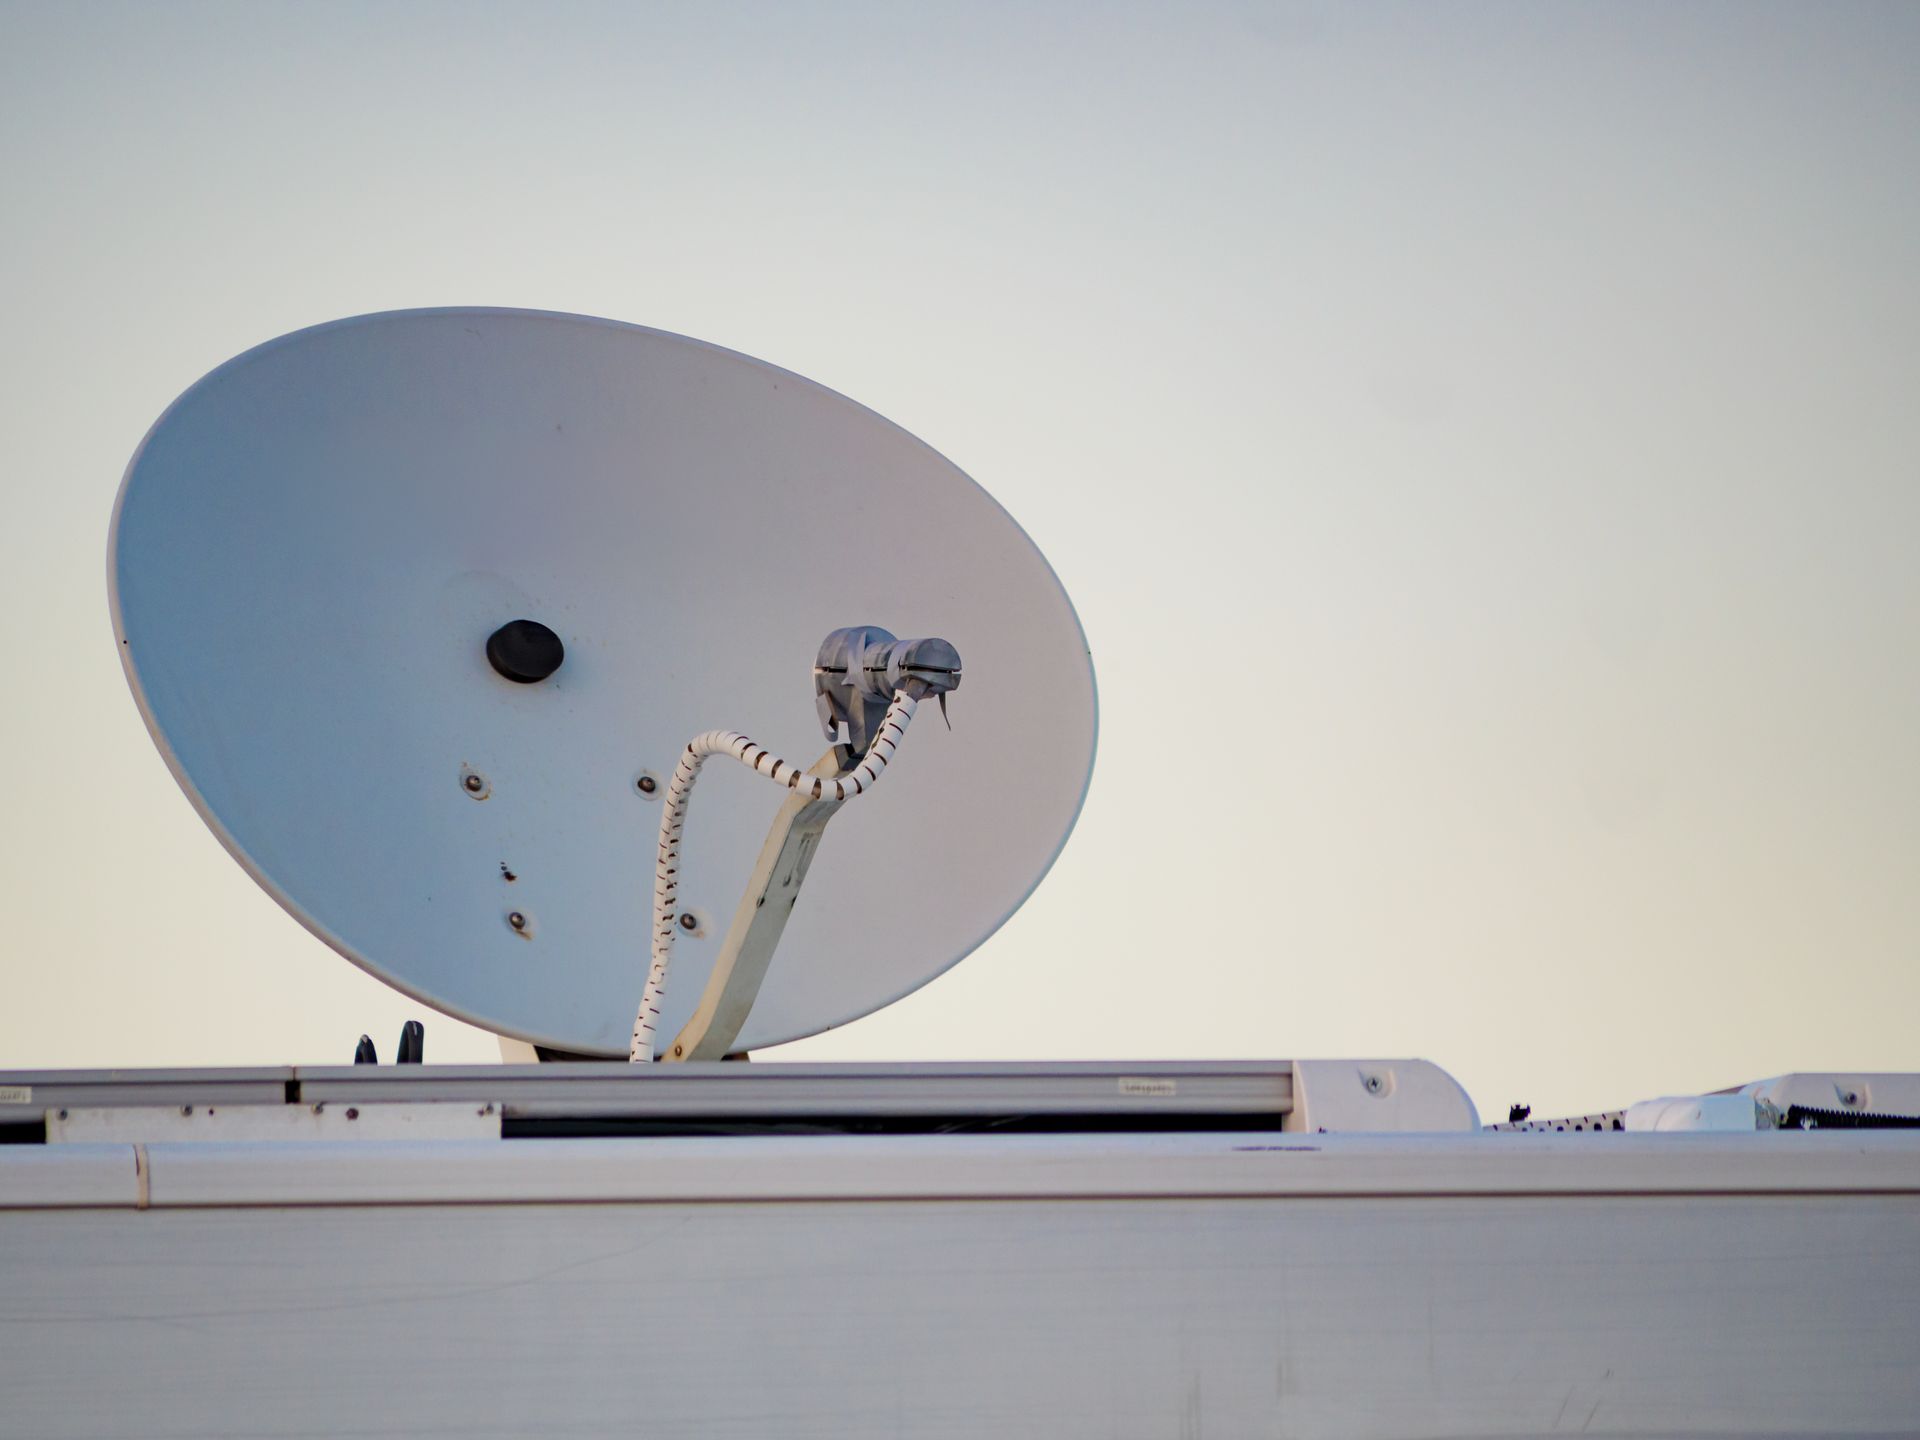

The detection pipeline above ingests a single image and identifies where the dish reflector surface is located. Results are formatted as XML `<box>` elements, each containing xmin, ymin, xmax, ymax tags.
<box><xmin>110</xmin><ymin>309</ymin><xmax>1095</xmax><ymax>1054</ymax></box>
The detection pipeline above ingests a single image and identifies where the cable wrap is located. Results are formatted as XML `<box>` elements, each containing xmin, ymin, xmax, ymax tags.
<box><xmin>631</xmin><ymin>688</ymin><xmax>921</xmax><ymax>1061</ymax></box>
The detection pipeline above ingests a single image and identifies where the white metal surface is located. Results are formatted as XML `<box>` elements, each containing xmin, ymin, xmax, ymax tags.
<box><xmin>43</xmin><ymin>1101</ymin><xmax>500</xmax><ymax>1144</ymax></box>
<box><xmin>0</xmin><ymin>1144</ymin><xmax>138</xmax><ymax>1208</ymax></box>
<box><xmin>1625</xmin><ymin>1093</ymin><xmax>1768</xmax><ymax>1132</ymax></box>
<box><xmin>3</xmin><ymin>1134</ymin><xmax>1917</xmax><ymax>1438</ymax></box>
<box><xmin>109</xmin><ymin>309</ymin><xmax>1096</xmax><ymax>1055</ymax></box>
<box><xmin>8</xmin><ymin>1130</ymin><xmax>1920</xmax><ymax>1208</ymax></box>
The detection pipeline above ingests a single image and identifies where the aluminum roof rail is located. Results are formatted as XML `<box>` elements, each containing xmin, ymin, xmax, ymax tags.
<box><xmin>3</xmin><ymin>1061</ymin><xmax>1285</xmax><ymax>1128</ymax></box>
<box><xmin>2</xmin><ymin>1060</ymin><xmax>1481</xmax><ymax>1136</ymax></box>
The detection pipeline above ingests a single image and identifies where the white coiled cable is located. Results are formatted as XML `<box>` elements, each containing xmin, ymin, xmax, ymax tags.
<box><xmin>631</xmin><ymin>688</ymin><xmax>921</xmax><ymax>1062</ymax></box>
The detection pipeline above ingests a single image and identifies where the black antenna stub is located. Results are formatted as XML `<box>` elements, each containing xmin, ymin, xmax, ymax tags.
<box><xmin>486</xmin><ymin>620</ymin><xmax>564</xmax><ymax>684</ymax></box>
<box><xmin>396</xmin><ymin>1020</ymin><xmax>425</xmax><ymax>1064</ymax></box>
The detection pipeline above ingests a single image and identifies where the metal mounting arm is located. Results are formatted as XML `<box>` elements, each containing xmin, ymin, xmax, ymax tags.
<box><xmin>665</xmin><ymin>747</ymin><xmax>849</xmax><ymax>1060</ymax></box>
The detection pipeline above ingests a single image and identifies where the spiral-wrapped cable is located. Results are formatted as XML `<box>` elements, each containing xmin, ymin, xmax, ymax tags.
<box><xmin>631</xmin><ymin>688</ymin><xmax>921</xmax><ymax>1061</ymax></box>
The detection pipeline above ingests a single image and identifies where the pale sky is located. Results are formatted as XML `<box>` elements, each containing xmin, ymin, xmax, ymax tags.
<box><xmin>2</xmin><ymin>1</ymin><xmax>1916</xmax><ymax>1120</ymax></box>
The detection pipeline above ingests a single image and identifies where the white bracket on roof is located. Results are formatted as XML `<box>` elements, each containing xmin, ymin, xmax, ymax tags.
<box><xmin>1282</xmin><ymin>1059</ymin><xmax>1480</xmax><ymax>1133</ymax></box>
<box><xmin>1625</xmin><ymin>1073</ymin><xmax>1920</xmax><ymax>1131</ymax></box>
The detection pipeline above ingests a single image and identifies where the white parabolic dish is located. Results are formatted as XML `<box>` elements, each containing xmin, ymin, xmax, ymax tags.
<box><xmin>110</xmin><ymin>309</ymin><xmax>1096</xmax><ymax>1055</ymax></box>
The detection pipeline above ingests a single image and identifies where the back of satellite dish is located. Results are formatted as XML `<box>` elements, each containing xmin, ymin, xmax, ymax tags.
<box><xmin>109</xmin><ymin>309</ymin><xmax>1096</xmax><ymax>1058</ymax></box>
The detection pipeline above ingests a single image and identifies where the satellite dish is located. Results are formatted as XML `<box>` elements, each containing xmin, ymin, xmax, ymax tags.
<box><xmin>110</xmin><ymin>309</ymin><xmax>1096</xmax><ymax>1056</ymax></box>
